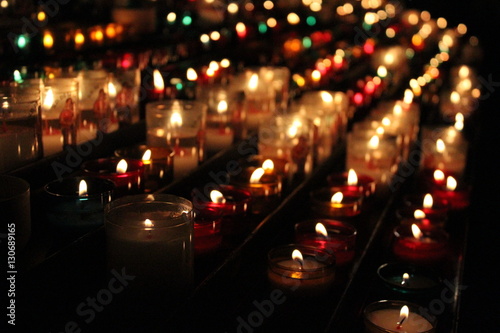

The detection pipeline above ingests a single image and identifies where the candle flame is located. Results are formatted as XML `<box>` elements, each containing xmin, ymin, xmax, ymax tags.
<box><xmin>320</xmin><ymin>91</ymin><xmax>333</xmax><ymax>103</ymax></box>
<box><xmin>347</xmin><ymin>169</ymin><xmax>358</xmax><ymax>186</ymax></box>
<box><xmin>436</xmin><ymin>139</ymin><xmax>446</xmax><ymax>153</ymax></box>
<box><xmin>393</xmin><ymin>104</ymin><xmax>403</xmax><ymax>116</ymax></box>
<box><xmin>78</xmin><ymin>180</ymin><xmax>88</xmax><ymax>196</ymax></box>
<box><xmin>142</xmin><ymin>149</ymin><xmax>152</xmax><ymax>162</ymax></box>
<box><xmin>382</xmin><ymin>117</ymin><xmax>391</xmax><ymax>127</ymax></box>
<box><xmin>153</xmin><ymin>69</ymin><xmax>164</xmax><ymax>91</ymax></box>
<box><xmin>292</xmin><ymin>249</ymin><xmax>304</xmax><ymax>267</ymax></box>
<box><xmin>414</xmin><ymin>209</ymin><xmax>426</xmax><ymax>219</ymax></box>
<box><xmin>404</xmin><ymin>89</ymin><xmax>414</xmax><ymax>104</ymax></box>
<box><xmin>108</xmin><ymin>82</ymin><xmax>117</xmax><ymax>98</ymax></box>
<box><xmin>262</xmin><ymin>159</ymin><xmax>274</xmax><ymax>172</ymax></box>
<box><xmin>411</xmin><ymin>224</ymin><xmax>424</xmax><ymax>239</ymax></box>
<box><xmin>331</xmin><ymin>192</ymin><xmax>343</xmax><ymax>204</ymax></box>
<box><xmin>458</xmin><ymin>65</ymin><xmax>470</xmax><ymax>79</ymax></box>
<box><xmin>434</xmin><ymin>169</ymin><xmax>445</xmax><ymax>182</ymax></box>
<box><xmin>315</xmin><ymin>223</ymin><xmax>328</xmax><ymax>237</ymax></box>
<box><xmin>248</xmin><ymin>73</ymin><xmax>259</xmax><ymax>92</ymax></box>
<box><xmin>423</xmin><ymin>193</ymin><xmax>433</xmax><ymax>209</ymax></box>
<box><xmin>43</xmin><ymin>88</ymin><xmax>54</xmax><ymax>109</ymax></box>
<box><xmin>376</xmin><ymin>126</ymin><xmax>385</xmax><ymax>135</ymax></box>
<box><xmin>249</xmin><ymin>168</ymin><xmax>265</xmax><ymax>184</ymax></box>
<box><xmin>144</xmin><ymin>219</ymin><xmax>153</xmax><ymax>228</ymax></box>
<box><xmin>116</xmin><ymin>159</ymin><xmax>128</xmax><ymax>174</ymax></box>
<box><xmin>186</xmin><ymin>68</ymin><xmax>198</xmax><ymax>81</ymax></box>
<box><xmin>450</xmin><ymin>91</ymin><xmax>460</xmax><ymax>104</ymax></box>
<box><xmin>402</xmin><ymin>273</ymin><xmax>410</xmax><ymax>285</ymax></box>
<box><xmin>217</xmin><ymin>100</ymin><xmax>228</xmax><ymax>113</ymax></box>
<box><xmin>446</xmin><ymin>176</ymin><xmax>458</xmax><ymax>191</ymax></box>
<box><xmin>368</xmin><ymin>135</ymin><xmax>380</xmax><ymax>149</ymax></box>
<box><xmin>398</xmin><ymin>305</ymin><xmax>409</xmax><ymax>324</ymax></box>
<box><xmin>170</xmin><ymin>111</ymin><xmax>183</xmax><ymax>127</ymax></box>
<box><xmin>210</xmin><ymin>190</ymin><xmax>226</xmax><ymax>203</ymax></box>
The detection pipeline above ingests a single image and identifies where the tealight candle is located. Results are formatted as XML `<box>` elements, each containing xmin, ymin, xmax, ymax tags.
<box><xmin>432</xmin><ymin>176</ymin><xmax>470</xmax><ymax>210</ymax></box>
<box><xmin>396</xmin><ymin>193</ymin><xmax>448</xmax><ymax>227</ymax></box>
<box><xmin>44</xmin><ymin>177</ymin><xmax>114</xmax><ymax>237</ymax></box>
<box><xmin>327</xmin><ymin>168</ymin><xmax>376</xmax><ymax>199</ymax></box>
<box><xmin>267</xmin><ymin>245</ymin><xmax>335</xmax><ymax>297</ymax></box>
<box><xmin>392</xmin><ymin>224</ymin><xmax>450</xmax><ymax>264</ymax></box>
<box><xmin>81</xmin><ymin>158</ymin><xmax>145</xmax><ymax>197</ymax></box>
<box><xmin>294</xmin><ymin>219</ymin><xmax>357</xmax><ymax>266</ymax></box>
<box><xmin>191</xmin><ymin>185</ymin><xmax>252</xmax><ymax>236</ymax></box>
<box><xmin>193</xmin><ymin>207</ymin><xmax>223</xmax><ymax>255</ymax></box>
<box><xmin>105</xmin><ymin>194</ymin><xmax>194</xmax><ymax>300</ymax></box>
<box><xmin>115</xmin><ymin>145</ymin><xmax>174</xmax><ymax>193</ymax></box>
<box><xmin>377</xmin><ymin>263</ymin><xmax>442</xmax><ymax>294</ymax></box>
<box><xmin>364</xmin><ymin>300</ymin><xmax>436</xmax><ymax>333</ymax></box>
<box><xmin>230</xmin><ymin>166</ymin><xmax>282</xmax><ymax>215</ymax></box>
<box><xmin>310</xmin><ymin>187</ymin><xmax>363</xmax><ymax>218</ymax></box>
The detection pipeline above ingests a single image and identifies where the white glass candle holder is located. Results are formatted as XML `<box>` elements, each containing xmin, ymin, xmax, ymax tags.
<box><xmin>77</xmin><ymin>69</ymin><xmax>109</xmax><ymax>135</ymax></box>
<box><xmin>109</xmin><ymin>67</ymin><xmax>141</xmax><ymax>127</ymax></box>
<box><xmin>0</xmin><ymin>84</ymin><xmax>42</xmax><ymax>172</ymax></box>
<box><xmin>105</xmin><ymin>194</ymin><xmax>194</xmax><ymax>300</ymax></box>
<box><xmin>146</xmin><ymin>99</ymin><xmax>207</xmax><ymax>179</ymax></box>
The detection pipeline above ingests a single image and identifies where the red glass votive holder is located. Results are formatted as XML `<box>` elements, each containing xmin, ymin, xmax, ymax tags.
<box><xmin>191</xmin><ymin>185</ymin><xmax>252</xmax><ymax>236</ymax></box>
<box><xmin>432</xmin><ymin>185</ymin><xmax>470</xmax><ymax>211</ymax></box>
<box><xmin>310</xmin><ymin>187</ymin><xmax>363</xmax><ymax>218</ymax></box>
<box><xmin>81</xmin><ymin>158</ymin><xmax>145</xmax><ymax>197</ymax></box>
<box><xmin>327</xmin><ymin>171</ymin><xmax>376</xmax><ymax>199</ymax></box>
<box><xmin>241</xmin><ymin>155</ymin><xmax>291</xmax><ymax>187</ymax></box>
<box><xmin>294</xmin><ymin>219</ymin><xmax>357</xmax><ymax>266</ymax></box>
<box><xmin>193</xmin><ymin>207</ymin><xmax>223</xmax><ymax>255</ymax></box>
<box><xmin>396</xmin><ymin>205</ymin><xmax>448</xmax><ymax>228</ymax></box>
<box><xmin>392</xmin><ymin>224</ymin><xmax>450</xmax><ymax>264</ymax></box>
<box><xmin>267</xmin><ymin>244</ymin><xmax>336</xmax><ymax>297</ymax></box>
<box><xmin>230</xmin><ymin>167</ymin><xmax>282</xmax><ymax>216</ymax></box>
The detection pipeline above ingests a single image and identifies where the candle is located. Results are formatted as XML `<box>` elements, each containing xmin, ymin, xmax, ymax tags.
<box><xmin>115</xmin><ymin>145</ymin><xmax>174</xmax><ymax>193</ymax></box>
<box><xmin>397</xmin><ymin>193</ymin><xmax>449</xmax><ymax>226</ymax></box>
<box><xmin>241</xmin><ymin>70</ymin><xmax>276</xmax><ymax>133</ymax></box>
<box><xmin>0</xmin><ymin>175</ymin><xmax>31</xmax><ymax>251</ymax></box>
<box><xmin>294</xmin><ymin>219</ymin><xmax>357</xmax><ymax>266</ymax></box>
<box><xmin>193</xmin><ymin>207</ymin><xmax>223</xmax><ymax>255</ymax></box>
<box><xmin>105</xmin><ymin>194</ymin><xmax>194</xmax><ymax>300</ymax></box>
<box><xmin>191</xmin><ymin>185</ymin><xmax>252</xmax><ymax>237</ymax></box>
<box><xmin>432</xmin><ymin>176</ymin><xmax>470</xmax><ymax>210</ymax></box>
<box><xmin>44</xmin><ymin>177</ymin><xmax>114</xmax><ymax>238</ymax></box>
<box><xmin>364</xmin><ymin>300</ymin><xmax>436</xmax><ymax>333</ymax></box>
<box><xmin>267</xmin><ymin>245</ymin><xmax>335</xmax><ymax>297</ymax></box>
<box><xmin>421</xmin><ymin>137</ymin><xmax>467</xmax><ymax>178</ymax></box>
<box><xmin>327</xmin><ymin>169</ymin><xmax>376</xmax><ymax>199</ymax></box>
<box><xmin>310</xmin><ymin>187</ymin><xmax>363</xmax><ymax>218</ymax></box>
<box><xmin>173</xmin><ymin>147</ymin><xmax>200</xmax><ymax>180</ymax></box>
<box><xmin>230</xmin><ymin>166</ymin><xmax>282</xmax><ymax>215</ymax></box>
<box><xmin>377</xmin><ymin>263</ymin><xmax>442</xmax><ymax>294</ymax></box>
<box><xmin>393</xmin><ymin>224</ymin><xmax>449</xmax><ymax>263</ymax></box>
<box><xmin>240</xmin><ymin>155</ymin><xmax>291</xmax><ymax>189</ymax></box>
<box><xmin>81</xmin><ymin>158</ymin><xmax>145</xmax><ymax>197</ymax></box>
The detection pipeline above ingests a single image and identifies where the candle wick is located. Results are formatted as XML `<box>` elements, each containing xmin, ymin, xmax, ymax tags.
<box><xmin>397</xmin><ymin>316</ymin><xmax>406</xmax><ymax>328</ymax></box>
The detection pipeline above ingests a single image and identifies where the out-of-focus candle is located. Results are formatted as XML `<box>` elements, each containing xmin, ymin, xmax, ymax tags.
<box><xmin>310</xmin><ymin>187</ymin><xmax>363</xmax><ymax>218</ymax></box>
<box><xmin>377</xmin><ymin>263</ymin><xmax>442</xmax><ymax>294</ymax></box>
<box><xmin>267</xmin><ymin>245</ymin><xmax>335</xmax><ymax>297</ymax></box>
<box><xmin>364</xmin><ymin>300</ymin><xmax>436</xmax><ymax>333</ymax></box>
<box><xmin>193</xmin><ymin>207</ymin><xmax>222</xmax><ymax>255</ymax></box>
<box><xmin>432</xmin><ymin>176</ymin><xmax>470</xmax><ymax>210</ymax></box>
<box><xmin>295</xmin><ymin>219</ymin><xmax>357</xmax><ymax>266</ymax></box>
<box><xmin>327</xmin><ymin>168</ymin><xmax>376</xmax><ymax>199</ymax></box>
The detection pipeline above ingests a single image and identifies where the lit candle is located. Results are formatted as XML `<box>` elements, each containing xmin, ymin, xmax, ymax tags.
<box><xmin>393</xmin><ymin>223</ymin><xmax>449</xmax><ymax>263</ymax></box>
<box><xmin>377</xmin><ymin>263</ymin><xmax>442</xmax><ymax>294</ymax></box>
<box><xmin>310</xmin><ymin>187</ymin><xmax>363</xmax><ymax>218</ymax></box>
<box><xmin>432</xmin><ymin>176</ymin><xmax>470</xmax><ymax>210</ymax></box>
<box><xmin>398</xmin><ymin>193</ymin><xmax>450</xmax><ymax>224</ymax></box>
<box><xmin>81</xmin><ymin>158</ymin><xmax>144</xmax><ymax>197</ymax></box>
<box><xmin>267</xmin><ymin>245</ymin><xmax>335</xmax><ymax>297</ymax></box>
<box><xmin>205</xmin><ymin>99</ymin><xmax>235</xmax><ymax>153</ymax></box>
<box><xmin>364</xmin><ymin>300</ymin><xmax>436</xmax><ymax>333</ymax></box>
<box><xmin>43</xmin><ymin>177</ymin><xmax>114</xmax><ymax>239</ymax></box>
<box><xmin>193</xmin><ymin>207</ymin><xmax>223</xmax><ymax>255</ymax></box>
<box><xmin>105</xmin><ymin>194</ymin><xmax>194</xmax><ymax>301</ymax></box>
<box><xmin>327</xmin><ymin>168</ymin><xmax>376</xmax><ymax>199</ymax></box>
<box><xmin>295</xmin><ymin>219</ymin><xmax>357</xmax><ymax>266</ymax></box>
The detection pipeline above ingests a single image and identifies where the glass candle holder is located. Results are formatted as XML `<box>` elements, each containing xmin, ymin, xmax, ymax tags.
<box><xmin>77</xmin><ymin>69</ymin><xmax>110</xmax><ymax>131</ymax></box>
<box><xmin>0</xmin><ymin>84</ymin><xmax>42</xmax><ymax>172</ymax></box>
<box><xmin>310</xmin><ymin>187</ymin><xmax>363</xmax><ymax>218</ymax></box>
<box><xmin>420</xmin><ymin>137</ymin><xmax>467</xmax><ymax>179</ymax></box>
<box><xmin>146</xmin><ymin>99</ymin><xmax>207</xmax><ymax>180</ymax></box>
<box><xmin>0</xmin><ymin>175</ymin><xmax>31</xmax><ymax>251</ymax></box>
<box><xmin>364</xmin><ymin>300</ymin><xmax>436</xmax><ymax>333</ymax></box>
<box><xmin>114</xmin><ymin>145</ymin><xmax>174</xmax><ymax>193</ymax></box>
<box><xmin>111</xmin><ymin>67</ymin><xmax>141</xmax><ymax>126</ymax></box>
<box><xmin>193</xmin><ymin>207</ymin><xmax>223</xmax><ymax>255</ymax></box>
<box><xmin>327</xmin><ymin>169</ymin><xmax>376</xmax><ymax>199</ymax></box>
<box><xmin>392</xmin><ymin>224</ymin><xmax>450</xmax><ymax>264</ymax></box>
<box><xmin>191</xmin><ymin>185</ymin><xmax>252</xmax><ymax>236</ymax></box>
<box><xmin>377</xmin><ymin>263</ymin><xmax>442</xmax><ymax>294</ymax></box>
<box><xmin>267</xmin><ymin>244</ymin><xmax>335</xmax><ymax>297</ymax></box>
<box><xmin>230</xmin><ymin>166</ymin><xmax>282</xmax><ymax>216</ymax></box>
<box><xmin>81</xmin><ymin>158</ymin><xmax>145</xmax><ymax>197</ymax></box>
<box><xmin>295</xmin><ymin>219</ymin><xmax>357</xmax><ymax>266</ymax></box>
<box><xmin>258</xmin><ymin>113</ymin><xmax>314</xmax><ymax>178</ymax></box>
<box><xmin>41</xmin><ymin>77</ymin><xmax>81</xmax><ymax>156</ymax></box>
<box><xmin>44</xmin><ymin>176</ymin><xmax>114</xmax><ymax>237</ymax></box>
<box><xmin>105</xmin><ymin>194</ymin><xmax>194</xmax><ymax>300</ymax></box>
<box><xmin>431</xmin><ymin>177</ymin><xmax>470</xmax><ymax>210</ymax></box>
<box><xmin>240</xmin><ymin>155</ymin><xmax>291</xmax><ymax>189</ymax></box>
